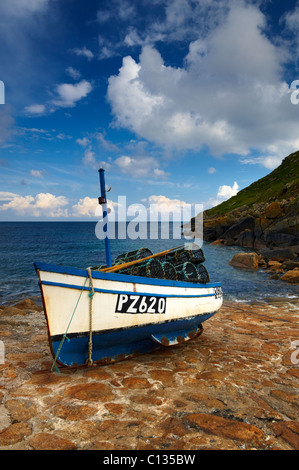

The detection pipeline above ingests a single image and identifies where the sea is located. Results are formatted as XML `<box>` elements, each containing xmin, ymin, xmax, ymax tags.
<box><xmin>0</xmin><ymin>221</ymin><xmax>298</xmax><ymax>306</ymax></box>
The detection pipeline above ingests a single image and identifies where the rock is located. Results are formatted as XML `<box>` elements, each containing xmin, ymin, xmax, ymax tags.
<box><xmin>281</xmin><ymin>261</ymin><xmax>299</xmax><ymax>270</ymax></box>
<box><xmin>265</xmin><ymin>202</ymin><xmax>283</xmax><ymax>219</ymax></box>
<box><xmin>64</xmin><ymin>383</ymin><xmax>115</xmax><ymax>402</ymax></box>
<box><xmin>211</xmin><ymin>239</ymin><xmax>225</xmax><ymax>245</ymax></box>
<box><xmin>0</xmin><ymin>423</ymin><xmax>32</xmax><ymax>446</ymax></box>
<box><xmin>261</xmin><ymin>248</ymin><xmax>296</xmax><ymax>262</ymax></box>
<box><xmin>221</xmin><ymin>216</ymin><xmax>255</xmax><ymax>245</ymax></box>
<box><xmin>281</xmin><ymin>268</ymin><xmax>299</xmax><ymax>284</ymax></box>
<box><xmin>121</xmin><ymin>377</ymin><xmax>151</xmax><ymax>389</ymax></box>
<box><xmin>270</xmin><ymin>422</ymin><xmax>299</xmax><ymax>450</ymax></box>
<box><xmin>235</xmin><ymin>229</ymin><xmax>255</xmax><ymax>248</ymax></box>
<box><xmin>185</xmin><ymin>413</ymin><xmax>265</xmax><ymax>447</ymax></box>
<box><xmin>229</xmin><ymin>253</ymin><xmax>259</xmax><ymax>270</ymax></box>
<box><xmin>29</xmin><ymin>433</ymin><xmax>77</xmax><ymax>450</ymax></box>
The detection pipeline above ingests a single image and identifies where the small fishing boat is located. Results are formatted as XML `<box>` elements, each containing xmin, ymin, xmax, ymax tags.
<box><xmin>34</xmin><ymin>169</ymin><xmax>223</xmax><ymax>370</ymax></box>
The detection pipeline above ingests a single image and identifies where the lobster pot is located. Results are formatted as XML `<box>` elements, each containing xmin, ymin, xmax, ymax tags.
<box><xmin>113</xmin><ymin>247</ymin><xmax>153</xmax><ymax>265</ymax></box>
<box><xmin>188</xmin><ymin>248</ymin><xmax>205</xmax><ymax>264</ymax></box>
<box><xmin>162</xmin><ymin>261</ymin><xmax>177</xmax><ymax>281</ymax></box>
<box><xmin>120</xmin><ymin>258</ymin><xmax>164</xmax><ymax>280</ymax></box>
<box><xmin>166</xmin><ymin>247</ymin><xmax>205</xmax><ymax>266</ymax></box>
<box><xmin>175</xmin><ymin>262</ymin><xmax>198</xmax><ymax>282</ymax></box>
<box><xmin>195</xmin><ymin>264</ymin><xmax>210</xmax><ymax>284</ymax></box>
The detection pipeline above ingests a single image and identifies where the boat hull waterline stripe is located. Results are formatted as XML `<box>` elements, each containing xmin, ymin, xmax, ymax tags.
<box><xmin>40</xmin><ymin>280</ymin><xmax>217</xmax><ymax>299</ymax></box>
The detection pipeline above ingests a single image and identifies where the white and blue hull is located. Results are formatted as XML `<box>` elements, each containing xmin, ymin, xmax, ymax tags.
<box><xmin>34</xmin><ymin>262</ymin><xmax>223</xmax><ymax>368</ymax></box>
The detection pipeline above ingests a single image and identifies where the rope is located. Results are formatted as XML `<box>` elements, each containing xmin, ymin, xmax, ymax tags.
<box><xmin>86</xmin><ymin>267</ymin><xmax>94</xmax><ymax>367</ymax></box>
<box><xmin>51</xmin><ymin>276</ymin><xmax>88</xmax><ymax>373</ymax></box>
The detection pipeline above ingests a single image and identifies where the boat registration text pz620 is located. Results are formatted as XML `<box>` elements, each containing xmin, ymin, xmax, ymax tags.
<box><xmin>116</xmin><ymin>294</ymin><xmax>167</xmax><ymax>314</ymax></box>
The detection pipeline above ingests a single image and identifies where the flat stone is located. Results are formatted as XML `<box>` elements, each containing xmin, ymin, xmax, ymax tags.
<box><xmin>65</xmin><ymin>383</ymin><xmax>115</xmax><ymax>402</ymax></box>
<box><xmin>51</xmin><ymin>403</ymin><xmax>96</xmax><ymax>420</ymax></box>
<box><xmin>121</xmin><ymin>377</ymin><xmax>152</xmax><ymax>389</ymax></box>
<box><xmin>0</xmin><ymin>423</ymin><xmax>32</xmax><ymax>446</ymax></box>
<box><xmin>29</xmin><ymin>432</ymin><xmax>77</xmax><ymax>450</ymax></box>
<box><xmin>270</xmin><ymin>422</ymin><xmax>299</xmax><ymax>450</ymax></box>
<box><xmin>5</xmin><ymin>399</ymin><xmax>38</xmax><ymax>422</ymax></box>
<box><xmin>270</xmin><ymin>390</ymin><xmax>299</xmax><ymax>406</ymax></box>
<box><xmin>185</xmin><ymin>413</ymin><xmax>265</xmax><ymax>447</ymax></box>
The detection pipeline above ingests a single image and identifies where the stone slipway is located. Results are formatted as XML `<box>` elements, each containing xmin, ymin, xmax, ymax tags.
<box><xmin>0</xmin><ymin>297</ymin><xmax>298</xmax><ymax>450</ymax></box>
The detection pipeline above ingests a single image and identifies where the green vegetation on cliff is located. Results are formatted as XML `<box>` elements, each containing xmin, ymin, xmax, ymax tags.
<box><xmin>205</xmin><ymin>151</ymin><xmax>299</xmax><ymax>218</ymax></box>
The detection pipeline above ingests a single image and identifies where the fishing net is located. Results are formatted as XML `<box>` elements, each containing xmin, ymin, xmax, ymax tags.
<box><xmin>162</xmin><ymin>261</ymin><xmax>177</xmax><ymax>281</ymax></box>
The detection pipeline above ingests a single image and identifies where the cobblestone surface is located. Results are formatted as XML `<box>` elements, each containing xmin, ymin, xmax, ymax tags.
<box><xmin>0</xmin><ymin>297</ymin><xmax>298</xmax><ymax>450</ymax></box>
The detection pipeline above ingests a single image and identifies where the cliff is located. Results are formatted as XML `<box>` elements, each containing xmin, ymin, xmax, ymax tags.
<box><xmin>200</xmin><ymin>151</ymin><xmax>299</xmax><ymax>254</ymax></box>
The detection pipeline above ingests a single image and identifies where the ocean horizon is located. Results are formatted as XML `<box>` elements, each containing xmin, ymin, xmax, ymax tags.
<box><xmin>0</xmin><ymin>221</ymin><xmax>298</xmax><ymax>306</ymax></box>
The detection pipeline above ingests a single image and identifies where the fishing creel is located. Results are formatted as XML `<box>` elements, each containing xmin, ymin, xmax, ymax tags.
<box><xmin>113</xmin><ymin>247</ymin><xmax>153</xmax><ymax>265</ymax></box>
<box><xmin>162</xmin><ymin>261</ymin><xmax>177</xmax><ymax>281</ymax></box>
<box><xmin>165</xmin><ymin>247</ymin><xmax>205</xmax><ymax>266</ymax></box>
<box><xmin>195</xmin><ymin>264</ymin><xmax>210</xmax><ymax>283</ymax></box>
<box><xmin>175</xmin><ymin>262</ymin><xmax>198</xmax><ymax>282</ymax></box>
<box><xmin>120</xmin><ymin>257</ymin><xmax>164</xmax><ymax>279</ymax></box>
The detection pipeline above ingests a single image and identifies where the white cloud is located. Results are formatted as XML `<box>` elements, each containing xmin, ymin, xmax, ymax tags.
<box><xmin>0</xmin><ymin>192</ymin><xmax>19</xmax><ymax>201</ymax></box>
<box><xmin>71</xmin><ymin>47</ymin><xmax>94</xmax><ymax>60</ymax></box>
<box><xmin>107</xmin><ymin>4</ymin><xmax>298</xmax><ymax>160</ymax></box>
<box><xmin>208</xmin><ymin>167</ymin><xmax>216</xmax><ymax>174</ymax></box>
<box><xmin>82</xmin><ymin>147</ymin><xmax>96</xmax><ymax>168</ymax></box>
<box><xmin>24</xmin><ymin>104</ymin><xmax>46</xmax><ymax>115</ymax></box>
<box><xmin>204</xmin><ymin>181</ymin><xmax>239</xmax><ymax>210</ymax></box>
<box><xmin>72</xmin><ymin>197</ymin><xmax>119</xmax><ymax>218</ymax></box>
<box><xmin>0</xmin><ymin>192</ymin><xmax>69</xmax><ymax>217</ymax></box>
<box><xmin>76</xmin><ymin>137</ymin><xmax>90</xmax><ymax>147</ymax></box>
<box><xmin>30</xmin><ymin>169</ymin><xmax>45</xmax><ymax>178</ymax></box>
<box><xmin>66</xmin><ymin>67</ymin><xmax>81</xmax><ymax>80</ymax></box>
<box><xmin>72</xmin><ymin>197</ymin><xmax>99</xmax><ymax>218</ymax></box>
<box><xmin>146</xmin><ymin>195</ymin><xmax>196</xmax><ymax>224</ymax></box>
<box><xmin>52</xmin><ymin>80</ymin><xmax>92</xmax><ymax>108</ymax></box>
<box><xmin>114</xmin><ymin>155</ymin><xmax>168</xmax><ymax>179</ymax></box>
<box><xmin>217</xmin><ymin>181</ymin><xmax>239</xmax><ymax>199</ymax></box>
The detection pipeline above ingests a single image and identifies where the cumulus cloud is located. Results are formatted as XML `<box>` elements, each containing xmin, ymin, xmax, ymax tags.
<box><xmin>72</xmin><ymin>197</ymin><xmax>119</xmax><ymax>218</ymax></box>
<box><xmin>217</xmin><ymin>181</ymin><xmax>239</xmax><ymax>200</ymax></box>
<box><xmin>204</xmin><ymin>181</ymin><xmax>239</xmax><ymax>210</ymax></box>
<box><xmin>72</xmin><ymin>197</ymin><xmax>99</xmax><ymax>218</ymax></box>
<box><xmin>107</xmin><ymin>3</ymin><xmax>298</xmax><ymax>161</ymax></box>
<box><xmin>52</xmin><ymin>80</ymin><xmax>92</xmax><ymax>108</ymax></box>
<box><xmin>0</xmin><ymin>192</ymin><xmax>69</xmax><ymax>217</ymax></box>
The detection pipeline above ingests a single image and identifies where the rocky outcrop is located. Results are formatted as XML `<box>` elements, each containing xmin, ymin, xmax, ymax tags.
<box><xmin>202</xmin><ymin>199</ymin><xmax>299</xmax><ymax>252</ymax></box>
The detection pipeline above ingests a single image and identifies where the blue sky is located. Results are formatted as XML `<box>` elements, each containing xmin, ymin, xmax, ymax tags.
<box><xmin>1</xmin><ymin>0</ymin><xmax>299</xmax><ymax>221</ymax></box>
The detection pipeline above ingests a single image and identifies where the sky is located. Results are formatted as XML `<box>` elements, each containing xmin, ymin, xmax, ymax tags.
<box><xmin>1</xmin><ymin>0</ymin><xmax>299</xmax><ymax>221</ymax></box>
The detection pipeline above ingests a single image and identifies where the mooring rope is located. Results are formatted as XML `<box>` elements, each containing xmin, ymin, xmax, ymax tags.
<box><xmin>51</xmin><ymin>276</ymin><xmax>88</xmax><ymax>373</ymax></box>
<box><xmin>86</xmin><ymin>267</ymin><xmax>95</xmax><ymax>367</ymax></box>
